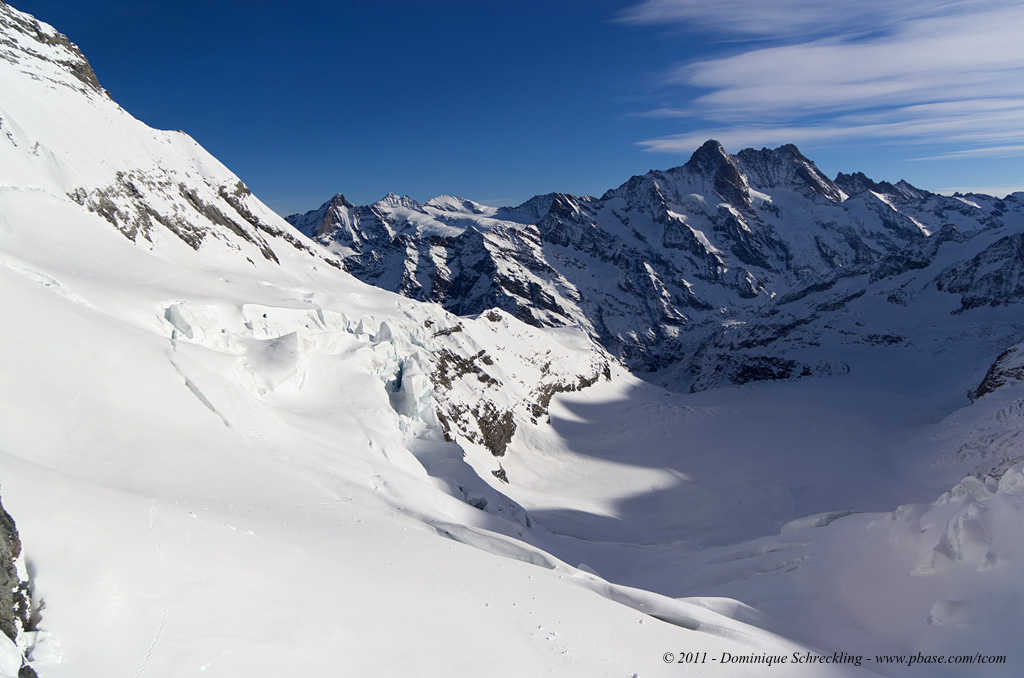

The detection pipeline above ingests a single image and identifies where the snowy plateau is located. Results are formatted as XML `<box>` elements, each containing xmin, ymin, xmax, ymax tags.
<box><xmin>3</xmin><ymin>3</ymin><xmax>1024</xmax><ymax>677</ymax></box>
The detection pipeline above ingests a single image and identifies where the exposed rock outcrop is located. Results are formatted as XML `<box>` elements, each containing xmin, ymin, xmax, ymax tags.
<box><xmin>970</xmin><ymin>346</ymin><xmax>1024</xmax><ymax>401</ymax></box>
<box><xmin>0</xmin><ymin>491</ymin><xmax>36</xmax><ymax>677</ymax></box>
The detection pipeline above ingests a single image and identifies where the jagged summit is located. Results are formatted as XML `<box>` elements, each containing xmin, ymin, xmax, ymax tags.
<box><xmin>329</xmin><ymin>192</ymin><xmax>355</xmax><ymax>208</ymax></box>
<box><xmin>499</xmin><ymin>192</ymin><xmax>555</xmax><ymax>219</ymax></box>
<box><xmin>284</xmin><ymin>193</ymin><xmax>358</xmax><ymax>240</ymax></box>
<box><xmin>680</xmin><ymin>139</ymin><xmax>750</xmax><ymax>206</ymax></box>
<box><xmin>603</xmin><ymin>140</ymin><xmax>845</xmax><ymax>212</ymax></box>
<box><xmin>834</xmin><ymin>171</ymin><xmax>926</xmax><ymax>201</ymax></box>
<box><xmin>682</xmin><ymin>139</ymin><xmax>730</xmax><ymax>172</ymax></box>
<box><xmin>374</xmin><ymin>192</ymin><xmax>423</xmax><ymax>211</ymax></box>
<box><xmin>834</xmin><ymin>170</ymin><xmax>884</xmax><ymax>196</ymax></box>
<box><xmin>736</xmin><ymin>143</ymin><xmax>844</xmax><ymax>202</ymax></box>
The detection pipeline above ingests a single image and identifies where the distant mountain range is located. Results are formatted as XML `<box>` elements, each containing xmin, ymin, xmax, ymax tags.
<box><xmin>288</xmin><ymin>141</ymin><xmax>1024</xmax><ymax>390</ymax></box>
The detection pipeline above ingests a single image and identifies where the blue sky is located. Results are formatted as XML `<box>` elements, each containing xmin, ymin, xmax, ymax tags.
<box><xmin>15</xmin><ymin>0</ymin><xmax>1024</xmax><ymax>214</ymax></box>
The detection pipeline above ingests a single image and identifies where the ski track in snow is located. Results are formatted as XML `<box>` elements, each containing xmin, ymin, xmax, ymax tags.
<box><xmin>134</xmin><ymin>607</ymin><xmax>167</xmax><ymax>678</ymax></box>
<box><xmin>0</xmin><ymin>252</ymin><xmax>94</xmax><ymax>308</ymax></box>
<box><xmin>134</xmin><ymin>503</ymin><xmax>168</xmax><ymax>678</ymax></box>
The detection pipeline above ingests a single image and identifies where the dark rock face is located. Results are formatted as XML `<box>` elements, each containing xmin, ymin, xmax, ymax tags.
<box><xmin>431</xmin><ymin>346</ymin><xmax>517</xmax><ymax>456</ymax></box>
<box><xmin>970</xmin><ymin>347</ymin><xmax>1024</xmax><ymax>401</ymax></box>
<box><xmin>937</xmin><ymin>234</ymin><xmax>1024</xmax><ymax>312</ymax></box>
<box><xmin>0</xmin><ymin>4</ymin><xmax>103</xmax><ymax>95</ymax></box>
<box><xmin>0</xmin><ymin>493</ymin><xmax>27</xmax><ymax>643</ymax></box>
<box><xmin>737</xmin><ymin>143</ymin><xmax>844</xmax><ymax>203</ymax></box>
<box><xmin>970</xmin><ymin>348</ymin><xmax>1024</xmax><ymax>400</ymax></box>
<box><xmin>65</xmin><ymin>172</ymin><xmax>320</xmax><ymax>265</ymax></box>
<box><xmin>684</xmin><ymin>139</ymin><xmax>751</xmax><ymax>208</ymax></box>
<box><xmin>0</xmin><ymin>491</ymin><xmax>36</xmax><ymax>677</ymax></box>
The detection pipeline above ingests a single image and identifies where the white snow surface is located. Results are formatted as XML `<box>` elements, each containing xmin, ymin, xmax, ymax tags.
<box><xmin>2</xmin><ymin>4</ymin><xmax>1024</xmax><ymax>677</ymax></box>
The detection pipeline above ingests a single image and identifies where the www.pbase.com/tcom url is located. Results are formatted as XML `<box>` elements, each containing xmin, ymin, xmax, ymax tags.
<box><xmin>661</xmin><ymin>650</ymin><xmax>1007</xmax><ymax>668</ymax></box>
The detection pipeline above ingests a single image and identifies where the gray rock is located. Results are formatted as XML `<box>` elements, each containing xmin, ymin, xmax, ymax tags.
<box><xmin>0</xmin><ymin>490</ymin><xmax>36</xmax><ymax>677</ymax></box>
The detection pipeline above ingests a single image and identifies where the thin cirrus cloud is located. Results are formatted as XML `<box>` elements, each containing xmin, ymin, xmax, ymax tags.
<box><xmin>617</xmin><ymin>0</ymin><xmax>930</xmax><ymax>37</ymax></box>
<box><xmin>619</xmin><ymin>0</ymin><xmax>1024</xmax><ymax>158</ymax></box>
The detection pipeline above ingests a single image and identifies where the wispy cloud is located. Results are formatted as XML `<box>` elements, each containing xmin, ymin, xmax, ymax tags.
<box><xmin>639</xmin><ymin>100</ymin><xmax>1024</xmax><ymax>154</ymax></box>
<box><xmin>916</xmin><ymin>145</ymin><xmax>1024</xmax><ymax>161</ymax></box>
<box><xmin>621</xmin><ymin>0</ymin><xmax>1024</xmax><ymax>158</ymax></box>
<box><xmin>617</xmin><ymin>0</ymin><xmax>933</xmax><ymax>37</ymax></box>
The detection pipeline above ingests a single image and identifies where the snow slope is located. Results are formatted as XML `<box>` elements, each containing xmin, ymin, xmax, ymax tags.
<box><xmin>0</xmin><ymin>4</ymin><xmax>883</xmax><ymax>676</ymax></box>
<box><xmin>3</xmin><ymin>3</ymin><xmax>1024</xmax><ymax>677</ymax></box>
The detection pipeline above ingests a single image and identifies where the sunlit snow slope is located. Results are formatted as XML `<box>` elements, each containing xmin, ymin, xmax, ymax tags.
<box><xmin>0</xmin><ymin>4</ymin><xmax>884</xmax><ymax>677</ymax></box>
<box><xmin>3</xmin><ymin>3</ymin><xmax>1024</xmax><ymax>678</ymax></box>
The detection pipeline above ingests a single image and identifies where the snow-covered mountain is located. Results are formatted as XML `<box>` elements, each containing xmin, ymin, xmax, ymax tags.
<box><xmin>5</xmin><ymin>3</ymin><xmax>1024</xmax><ymax>677</ymax></box>
<box><xmin>290</xmin><ymin>141</ymin><xmax>1024</xmax><ymax>392</ymax></box>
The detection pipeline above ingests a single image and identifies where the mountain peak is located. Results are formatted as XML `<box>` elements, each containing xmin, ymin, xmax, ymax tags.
<box><xmin>833</xmin><ymin>171</ymin><xmax>879</xmax><ymax>196</ymax></box>
<box><xmin>424</xmin><ymin>194</ymin><xmax>488</xmax><ymax>214</ymax></box>
<box><xmin>285</xmin><ymin>192</ymin><xmax>358</xmax><ymax>240</ymax></box>
<box><xmin>683</xmin><ymin>139</ymin><xmax>749</xmax><ymax>207</ymax></box>
<box><xmin>684</xmin><ymin>139</ymin><xmax>729</xmax><ymax>171</ymax></box>
<box><xmin>546</xmin><ymin>192</ymin><xmax>585</xmax><ymax>220</ymax></box>
<box><xmin>373</xmin><ymin>193</ymin><xmax>424</xmax><ymax>212</ymax></box>
<box><xmin>328</xmin><ymin>193</ymin><xmax>354</xmax><ymax>209</ymax></box>
<box><xmin>0</xmin><ymin>3</ymin><xmax>103</xmax><ymax>95</ymax></box>
<box><xmin>893</xmin><ymin>179</ymin><xmax>928</xmax><ymax>200</ymax></box>
<box><xmin>834</xmin><ymin>173</ymin><xmax>930</xmax><ymax>202</ymax></box>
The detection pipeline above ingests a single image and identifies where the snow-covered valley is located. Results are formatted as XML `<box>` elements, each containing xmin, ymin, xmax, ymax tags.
<box><xmin>3</xmin><ymin>3</ymin><xmax>1024</xmax><ymax>676</ymax></box>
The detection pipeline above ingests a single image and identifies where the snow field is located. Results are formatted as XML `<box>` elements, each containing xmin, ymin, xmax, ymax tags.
<box><xmin>3</xmin><ymin>180</ymin><xmax>850</xmax><ymax>676</ymax></box>
<box><xmin>4</xmin><ymin>5</ymin><xmax>1024</xmax><ymax>675</ymax></box>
